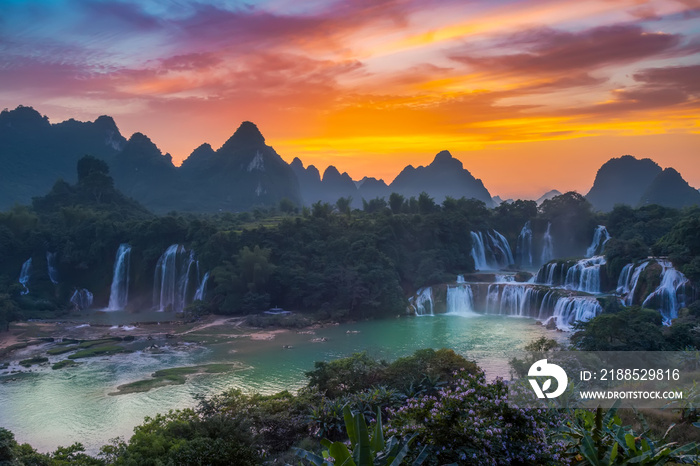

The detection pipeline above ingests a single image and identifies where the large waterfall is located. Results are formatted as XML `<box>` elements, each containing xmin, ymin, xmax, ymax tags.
<box><xmin>586</xmin><ymin>225</ymin><xmax>611</xmax><ymax>257</ymax></box>
<box><xmin>19</xmin><ymin>258</ymin><xmax>32</xmax><ymax>295</ymax></box>
<box><xmin>516</xmin><ymin>221</ymin><xmax>533</xmax><ymax>267</ymax></box>
<box><xmin>641</xmin><ymin>260</ymin><xmax>690</xmax><ymax>324</ymax></box>
<box><xmin>46</xmin><ymin>252</ymin><xmax>59</xmax><ymax>284</ymax></box>
<box><xmin>153</xmin><ymin>244</ymin><xmax>209</xmax><ymax>312</ymax></box>
<box><xmin>409</xmin><ymin>280</ymin><xmax>602</xmax><ymax>330</ymax></box>
<box><xmin>108</xmin><ymin>244</ymin><xmax>131</xmax><ymax>310</ymax></box>
<box><xmin>540</xmin><ymin>222</ymin><xmax>554</xmax><ymax>264</ymax></box>
<box><xmin>470</xmin><ymin>230</ymin><xmax>514</xmax><ymax>270</ymax></box>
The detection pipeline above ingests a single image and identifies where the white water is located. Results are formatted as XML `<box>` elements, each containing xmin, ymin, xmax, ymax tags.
<box><xmin>616</xmin><ymin>261</ymin><xmax>649</xmax><ymax>306</ymax></box>
<box><xmin>411</xmin><ymin>287</ymin><xmax>434</xmax><ymax>316</ymax></box>
<box><xmin>540</xmin><ymin>222</ymin><xmax>554</xmax><ymax>264</ymax></box>
<box><xmin>19</xmin><ymin>258</ymin><xmax>32</xmax><ymax>295</ymax></box>
<box><xmin>516</xmin><ymin>220</ymin><xmax>533</xmax><ymax>267</ymax></box>
<box><xmin>642</xmin><ymin>259</ymin><xmax>690</xmax><ymax>324</ymax></box>
<box><xmin>564</xmin><ymin>256</ymin><xmax>605</xmax><ymax>293</ymax></box>
<box><xmin>153</xmin><ymin>245</ymin><xmax>209</xmax><ymax>313</ymax></box>
<box><xmin>194</xmin><ymin>272</ymin><xmax>209</xmax><ymax>302</ymax></box>
<box><xmin>70</xmin><ymin>289</ymin><xmax>94</xmax><ymax>310</ymax></box>
<box><xmin>456</xmin><ymin>274</ymin><xmax>465</xmax><ymax>284</ymax></box>
<box><xmin>446</xmin><ymin>285</ymin><xmax>476</xmax><ymax>316</ymax></box>
<box><xmin>46</xmin><ymin>252</ymin><xmax>59</xmax><ymax>284</ymax></box>
<box><xmin>586</xmin><ymin>225</ymin><xmax>611</xmax><ymax>257</ymax></box>
<box><xmin>547</xmin><ymin>297</ymin><xmax>602</xmax><ymax>331</ymax></box>
<box><xmin>470</xmin><ymin>230</ymin><xmax>514</xmax><ymax>270</ymax></box>
<box><xmin>485</xmin><ymin>284</ymin><xmax>538</xmax><ymax>317</ymax></box>
<box><xmin>108</xmin><ymin>244</ymin><xmax>131</xmax><ymax>310</ymax></box>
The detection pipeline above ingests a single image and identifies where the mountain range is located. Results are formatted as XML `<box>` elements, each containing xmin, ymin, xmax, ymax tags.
<box><xmin>1</xmin><ymin>106</ymin><xmax>698</xmax><ymax>213</ymax></box>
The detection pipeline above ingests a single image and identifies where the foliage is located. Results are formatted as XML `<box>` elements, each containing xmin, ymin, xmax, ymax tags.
<box><xmin>558</xmin><ymin>403</ymin><xmax>699</xmax><ymax>465</ymax></box>
<box><xmin>296</xmin><ymin>405</ymin><xmax>426</xmax><ymax>466</ymax></box>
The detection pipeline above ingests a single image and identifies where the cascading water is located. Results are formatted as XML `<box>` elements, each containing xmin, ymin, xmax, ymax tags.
<box><xmin>516</xmin><ymin>220</ymin><xmax>533</xmax><ymax>267</ymax></box>
<box><xmin>470</xmin><ymin>230</ymin><xmax>514</xmax><ymax>270</ymax></box>
<box><xmin>412</xmin><ymin>287</ymin><xmax>434</xmax><ymax>316</ymax></box>
<box><xmin>642</xmin><ymin>260</ymin><xmax>690</xmax><ymax>324</ymax></box>
<box><xmin>540</xmin><ymin>222</ymin><xmax>554</xmax><ymax>264</ymax></box>
<box><xmin>446</xmin><ymin>284</ymin><xmax>475</xmax><ymax>315</ymax></box>
<box><xmin>194</xmin><ymin>272</ymin><xmax>209</xmax><ymax>301</ymax></box>
<box><xmin>616</xmin><ymin>261</ymin><xmax>649</xmax><ymax>305</ymax></box>
<box><xmin>70</xmin><ymin>289</ymin><xmax>94</xmax><ymax>310</ymax></box>
<box><xmin>586</xmin><ymin>225</ymin><xmax>611</xmax><ymax>257</ymax></box>
<box><xmin>547</xmin><ymin>297</ymin><xmax>602</xmax><ymax>331</ymax></box>
<box><xmin>153</xmin><ymin>245</ymin><xmax>209</xmax><ymax>312</ymax></box>
<box><xmin>535</xmin><ymin>262</ymin><xmax>565</xmax><ymax>286</ymax></box>
<box><xmin>108</xmin><ymin>244</ymin><xmax>131</xmax><ymax>310</ymax></box>
<box><xmin>46</xmin><ymin>252</ymin><xmax>59</xmax><ymax>284</ymax></box>
<box><xmin>486</xmin><ymin>284</ymin><xmax>539</xmax><ymax>317</ymax></box>
<box><xmin>563</xmin><ymin>256</ymin><xmax>605</xmax><ymax>293</ymax></box>
<box><xmin>19</xmin><ymin>258</ymin><xmax>32</xmax><ymax>295</ymax></box>
<box><xmin>456</xmin><ymin>275</ymin><xmax>465</xmax><ymax>284</ymax></box>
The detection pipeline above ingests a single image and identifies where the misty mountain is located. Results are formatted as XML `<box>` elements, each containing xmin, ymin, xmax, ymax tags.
<box><xmin>585</xmin><ymin>155</ymin><xmax>663</xmax><ymax>211</ymax></box>
<box><xmin>535</xmin><ymin>190</ymin><xmax>562</xmax><ymax>205</ymax></box>
<box><xmin>389</xmin><ymin>150</ymin><xmax>494</xmax><ymax>206</ymax></box>
<box><xmin>0</xmin><ymin>106</ymin><xmax>126</xmax><ymax>210</ymax></box>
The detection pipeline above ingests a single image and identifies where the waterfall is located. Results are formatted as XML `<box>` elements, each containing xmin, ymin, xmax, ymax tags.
<box><xmin>194</xmin><ymin>272</ymin><xmax>209</xmax><ymax>301</ymax></box>
<box><xmin>586</xmin><ymin>225</ymin><xmax>611</xmax><ymax>257</ymax></box>
<box><xmin>470</xmin><ymin>229</ymin><xmax>514</xmax><ymax>270</ymax></box>
<box><xmin>70</xmin><ymin>289</ymin><xmax>94</xmax><ymax>310</ymax></box>
<box><xmin>516</xmin><ymin>220</ymin><xmax>533</xmax><ymax>267</ymax></box>
<box><xmin>19</xmin><ymin>258</ymin><xmax>32</xmax><ymax>295</ymax></box>
<box><xmin>540</xmin><ymin>222</ymin><xmax>554</xmax><ymax>264</ymax></box>
<box><xmin>535</xmin><ymin>262</ymin><xmax>565</xmax><ymax>286</ymax></box>
<box><xmin>642</xmin><ymin>260</ymin><xmax>690</xmax><ymax>324</ymax></box>
<box><xmin>538</xmin><ymin>290</ymin><xmax>560</xmax><ymax>320</ymax></box>
<box><xmin>563</xmin><ymin>256</ymin><xmax>605</xmax><ymax>293</ymax></box>
<box><xmin>153</xmin><ymin>245</ymin><xmax>208</xmax><ymax>312</ymax></box>
<box><xmin>446</xmin><ymin>284</ymin><xmax>475</xmax><ymax>316</ymax></box>
<box><xmin>616</xmin><ymin>261</ymin><xmax>649</xmax><ymax>306</ymax></box>
<box><xmin>456</xmin><ymin>275</ymin><xmax>465</xmax><ymax>284</ymax></box>
<box><xmin>486</xmin><ymin>284</ymin><xmax>537</xmax><ymax>316</ymax></box>
<box><xmin>108</xmin><ymin>244</ymin><xmax>131</xmax><ymax>310</ymax></box>
<box><xmin>547</xmin><ymin>297</ymin><xmax>602</xmax><ymax>331</ymax></box>
<box><xmin>412</xmin><ymin>287</ymin><xmax>434</xmax><ymax>316</ymax></box>
<box><xmin>46</xmin><ymin>252</ymin><xmax>59</xmax><ymax>284</ymax></box>
<box><xmin>470</xmin><ymin>232</ymin><xmax>489</xmax><ymax>270</ymax></box>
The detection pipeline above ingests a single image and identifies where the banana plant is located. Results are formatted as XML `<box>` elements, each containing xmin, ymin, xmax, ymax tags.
<box><xmin>295</xmin><ymin>405</ymin><xmax>427</xmax><ymax>466</ymax></box>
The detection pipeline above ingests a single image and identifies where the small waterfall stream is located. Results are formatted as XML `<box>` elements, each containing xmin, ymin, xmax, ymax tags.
<box><xmin>586</xmin><ymin>225</ymin><xmax>611</xmax><ymax>257</ymax></box>
<box><xmin>46</xmin><ymin>252</ymin><xmax>59</xmax><ymax>284</ymax></box>
<box><xmin>540</xmin><ymin>222</ymin><xmax>554</xmax><ymax>264</ymax></box>
<box><xmin>470</xmin><ymin>229</ymin><xmax>514</xmax><ymax>270</ymax></box>
<box><xmin>19</xmin><ymin>258</ymin><xmax>32</xmax><ymax>295</ymax></box>
<box><xmin>516</xmin><ymin>221</ymin><xmax>533</xmax><ymax>267</ymax></box>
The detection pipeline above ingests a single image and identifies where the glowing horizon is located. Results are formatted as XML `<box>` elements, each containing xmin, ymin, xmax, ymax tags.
<box><xmin>1</xmin><ymin>0</ymin><xmax>698</xmax><ymax>199</ymax></box>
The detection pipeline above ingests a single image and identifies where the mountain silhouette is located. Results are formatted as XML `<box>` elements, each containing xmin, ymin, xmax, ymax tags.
<box><xmin>586</xmin><ymin>155</ymin><xmax>662</xmax><ymax>211</ymax></box>
<box><xmin>640</xmin><ymin>168</ymin><xmax>700</xmax><ymax>209</ymax></box>
<box><xmin>389</xmin><ymin>150</ymin><xmax>493</xmax><ymax>206</ymax></box>
<box><xmin>586</xmin><ymin>155</ymin><xmax>698</xmax><ymax>211</ymax></box>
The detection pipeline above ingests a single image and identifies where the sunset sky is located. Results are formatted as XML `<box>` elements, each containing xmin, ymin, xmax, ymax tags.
<box><xmin>1</xmin><ymin>0</ymin><xmax>699</xmax><ymax>199</ymax></box>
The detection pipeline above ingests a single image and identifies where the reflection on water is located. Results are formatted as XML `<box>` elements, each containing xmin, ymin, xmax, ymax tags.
<box><xmin>0</xmin><ymin>314</ymin><xmax>566</xmax><ymax>454</ymax></box>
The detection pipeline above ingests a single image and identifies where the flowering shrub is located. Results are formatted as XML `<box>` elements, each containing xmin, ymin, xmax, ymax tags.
<box><xmin>385</xmin><ymin>370</ymin><xmax>568</xmax><ymax>465</ymax></box>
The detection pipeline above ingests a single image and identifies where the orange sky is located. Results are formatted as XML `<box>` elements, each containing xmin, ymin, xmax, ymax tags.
<box><xmin>1</xmin><ymin>0</ymin><xmax>698</xmax><ymax>199</ymax></box>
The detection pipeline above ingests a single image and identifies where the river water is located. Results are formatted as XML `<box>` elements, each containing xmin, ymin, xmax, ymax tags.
<box><xmin>0</xmin><ymin>314</ymin><xmax>566</xmax><ymax>454</ymax></box>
